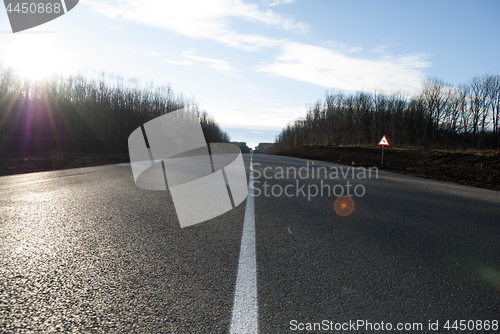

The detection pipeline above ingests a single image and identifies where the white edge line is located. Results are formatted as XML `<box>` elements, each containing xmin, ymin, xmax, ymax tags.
<box><xmin>230</xmin><ymin>153</ymin><xmax>258</xmax><ymax>334</ymax></box>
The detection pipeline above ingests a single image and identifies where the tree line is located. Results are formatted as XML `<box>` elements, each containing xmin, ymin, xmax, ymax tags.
<box><xmin>0</xmin><ymin>67</ymin><xmax>230</xmax><ymax>152</ymax></box>
<box><xmin>274</xmin><ymin>74</ymin><xmax>500</xmax><ymax>150</ymax></box>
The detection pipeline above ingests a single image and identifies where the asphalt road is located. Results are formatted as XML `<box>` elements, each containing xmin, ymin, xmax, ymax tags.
<box><xmin>1</xmin><ymin>153</ymin><xmax>499</xmax><ymax>333</ymax></box>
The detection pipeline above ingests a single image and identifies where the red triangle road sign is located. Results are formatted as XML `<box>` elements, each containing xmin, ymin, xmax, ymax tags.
<box><xmin>378</xmin><ymin>135</ymin><xmax>389</xmax><ymax>146</ymax></box>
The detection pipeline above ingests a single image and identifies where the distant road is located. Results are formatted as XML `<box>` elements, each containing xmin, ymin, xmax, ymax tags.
<box><xmin>1</xmin><ymin>154</ymin><xmax>499</xmax><ymax>333</ymax></box>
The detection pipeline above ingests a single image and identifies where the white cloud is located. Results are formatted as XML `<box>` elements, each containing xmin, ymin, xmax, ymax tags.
<box><xmin>85</xmin><ymin>0</ymin><xmax>430</xmax><ymax>95</ymax></box>
<box><xmin>264</xmin><ymin>0</ymin><xmax>295</xmax><ymax>7</ymax></box>
<box><xmin>85</xmin><ymin>0</ymin><xmax>307</xmax><ymax>50</ymax></box>
<box><xmin>238</xmin><ymin>2</ymin><xmax>308</xmax><ymax>33</ymax></box>
<box><xmin>163</xmin><ymin>59</ymin><xmax>194</xmax><ymax>66</ymax></box>
<box><xmin>202</xmin><ymin>96</ymin><xmax>305</xmax><ymax>129</ymax></box>
<box><xmin>257</xmin><ymin>41</ymin><xmax>430</xmax><ymax>94</ymax></box>
<box><xmin>320</xmin><ymin>40</ymin><xmax>364</xmax><ymax>54</ymax></box>
<box><xmin>162</xmin><ymin>51</ymin><xmax>238</xmax><ymax>73</ymax></box>
<box><xmin>183</xmin><ymin>53</ymin><xmax>239</xmax><ymax>73</ymax></box>
<box><xmin>264</xmin><ymin>106</ymin><xmax>306</xmax><ymax>126</ymax></box>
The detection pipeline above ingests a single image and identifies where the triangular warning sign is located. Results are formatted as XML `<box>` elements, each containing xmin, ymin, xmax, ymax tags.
<box><xmin>378</xmin><ymin>135</ymin><xmax>389</xmax><ymax>146</ymax></box>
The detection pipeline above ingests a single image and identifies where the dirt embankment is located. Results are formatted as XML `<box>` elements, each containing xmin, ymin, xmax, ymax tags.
<box><xmin>274</xmin><ymin>146</ymin><xmax>500</xmax><ymax>191</ymax></box>
<box><xmin>0</xmin><ymin>137</ymin><xmax>129</xmax><ymax>176</ymax></box>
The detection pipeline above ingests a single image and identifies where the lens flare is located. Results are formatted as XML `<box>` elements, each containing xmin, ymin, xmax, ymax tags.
<box><xmin>334</xmin><ymin>195</ymin><xmax>354</xmax><ymax>217</ymax></box>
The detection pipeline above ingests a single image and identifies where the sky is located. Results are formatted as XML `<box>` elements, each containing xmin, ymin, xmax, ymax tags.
<box><xmin>1</xmin><ymin>0</ymin><xmax>499</xmax><ymax>149</ymax></box>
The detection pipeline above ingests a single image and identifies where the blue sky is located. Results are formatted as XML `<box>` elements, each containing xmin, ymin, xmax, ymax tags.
<box><xmin>1</xmin><ymin>0</ymin><xmax>499</xmax><ymax>149</ymax></box>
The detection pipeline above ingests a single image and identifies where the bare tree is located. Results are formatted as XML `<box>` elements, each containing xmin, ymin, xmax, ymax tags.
<box><xmin>274</xmin><ymin>74</ymin><xmax>499</xmax><ymax>151</ymax></box>
<box><xmin>485</xmin><ymin>75</ymin><xmax>500</xmax><ymax>149</ymax></box>
<box><xmin>0</xmin><ymin>68</ymin><xmax>230</xmax><ymax>160</ymax></box>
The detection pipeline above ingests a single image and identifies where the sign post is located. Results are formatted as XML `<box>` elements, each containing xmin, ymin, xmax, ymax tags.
<box><xmin>378</xmin><ymin>135</ymin><xmax>389</xmax><ymax>165</ymax></box>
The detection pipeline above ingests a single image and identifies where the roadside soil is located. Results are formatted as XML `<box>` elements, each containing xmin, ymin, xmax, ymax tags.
<box><xmin>274</xmin><ymin>145</ymin><xmax>500</xmax><ymax>191</ymax></box>
<box><xmin>2</xmin><ymin>137</ymin><xmax>499</xmax><ymax>192</ymax></box>
<box><xmin>0</xmin><ymin>155</ymin><xmax>129</xmax><ymax>176</ymax></box>
<box><xmin>0</xmin><ymin>137</ymin><xmax>129</xmax><ymax>176</ymax></box>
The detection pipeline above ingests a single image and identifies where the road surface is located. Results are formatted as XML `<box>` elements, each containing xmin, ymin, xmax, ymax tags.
<box><xmin>1</xmin><ymin>153</ymin><xmax>499</xmax><ymax>333</ymax></box>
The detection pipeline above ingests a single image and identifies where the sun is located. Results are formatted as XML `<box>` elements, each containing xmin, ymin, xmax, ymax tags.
<box><xmin>1</xmin><ymin>33</ymin><xmax>79</xmax><ymax>81</ymax></box>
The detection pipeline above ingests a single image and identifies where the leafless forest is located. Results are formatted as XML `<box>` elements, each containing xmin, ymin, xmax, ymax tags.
<box><xmin>275</xmin><ymin>75</ymin><xmax>500</xmax><ymax>150</ymax></box>
<box><xmin>0</xmin><ymin>67</ymin><xmax>230</xmax><ymax>159</ymax></box>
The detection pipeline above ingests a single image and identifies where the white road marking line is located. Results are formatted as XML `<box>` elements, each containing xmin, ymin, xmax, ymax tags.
<box><xmin>230</xmin><ymin>154</ymin><xmax>258</xmax><ymax>334</ymax></box>
<box><xmin>288</xmin><ymin>227</ymin><xmax>291</xmax><ymax>234</ymax></box>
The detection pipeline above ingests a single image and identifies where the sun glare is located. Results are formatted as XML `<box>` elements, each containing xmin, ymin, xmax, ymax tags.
<box><xmin>334</xmin><ymin>195</ymin><xmax>355</xmax><ymax>217</ymax></box>
<box><xmin>1</xmin><ymin>33</ymin><xmax>79</xmax><ymax>81</ymax></box>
